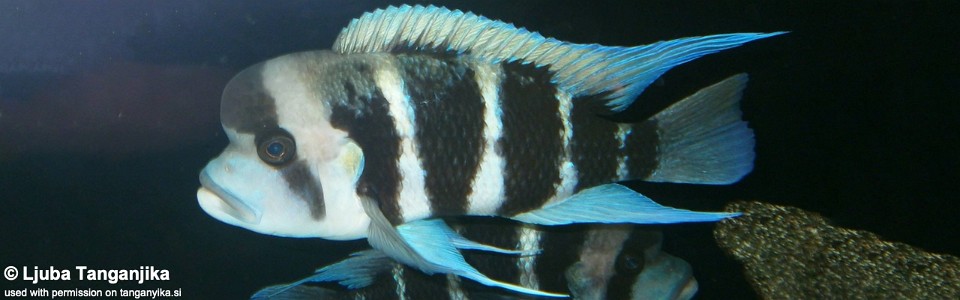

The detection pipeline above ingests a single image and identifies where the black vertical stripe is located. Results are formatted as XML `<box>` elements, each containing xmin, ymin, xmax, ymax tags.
<box><xmin>624</xmin><ymin>120</ymin><xmax>660</xmax><ymax>180</ymax></box>
<box><xmin>351</xmin><ymin>265</ymin><xmax>403</xmax><ymax>300</ymax></box>
<box><xmin>495</xmin><ymin>62</ymin><xmax>565</xmax><ymax>216</ymax></box>
<box><xmin>402</xmin><ymin>270</ymin><xmax>453</xmax><ymax>300</ymax></box>
<box><xmin>281</xmin><ymin>161</ymin><xmax>325</xmax><ymax>219</ymax></box>
<box><xmin>569</xmin><ymin>97</ymin><xmax>622</xmax><ymax>191</ymax></box>
<box><xmin>455</xmin><ymin>217</ymin><xmax>522</xmax><ymax>295</ymax></box>
<box><xmin>220</xmin><ymin>62</ymin><xmax>327</xmax><ymax>219</ymax></box>
<box><xmin>534</xmin><ymin>224</ymin><xmax>588</xmax><ymax>294</ymax></box>
<box><xmin>397</xmin><ymin>54</ymin><xmax>485</xmax><ymax>216</ymax></box>
<box><xmin>606</xmin><ymin>229</ymin><xmax>663</xmax><ymax>299</ymax></box>
<box><xmin>329</xmin><ymin>67</ymin><xmax>405</xmax><ymax>225</ymax></box>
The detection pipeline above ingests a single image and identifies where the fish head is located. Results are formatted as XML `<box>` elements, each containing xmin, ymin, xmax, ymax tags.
<box><xmin>565</xmin><ymin>228</ymin><xmax>699</xmax><ymax>299</ymax></box>
<box><xmin>621</xmin><ymin>230</ymin><xmax>698</xmax><ymax>300</ymax></box>
<box><xmin>197</xmin><ymin>52</ymin><xmax>370</xmax><ymax>240</ymax></box>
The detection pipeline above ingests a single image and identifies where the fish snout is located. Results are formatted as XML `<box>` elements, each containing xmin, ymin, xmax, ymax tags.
<box><xmin>198</xmin><ymin>169</ymin><xmax>261</xmax><ymax>225</ymax></box>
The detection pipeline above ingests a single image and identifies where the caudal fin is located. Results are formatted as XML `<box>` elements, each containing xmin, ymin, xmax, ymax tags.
<box><xmin>623</xmin><ymin>74</ymin><xmax>755</xmax><ymax>185</ymax></box>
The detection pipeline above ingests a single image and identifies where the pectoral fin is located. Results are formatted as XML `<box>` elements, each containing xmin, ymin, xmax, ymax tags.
<box><xmin>252</xmin><ymin>249</ymin><xmax>392</xmax><ymax>298</ymax></box>
<box><xmin>360</xmin><ymin>195</ymin><xmax>444</xmax><ymax>272</ymax></box>
<box><xmin>512</xmin><ymin>184</ymin><xmax>739</xmax><ymax>225</ymax></box>
<box><xmin>338</xmin><ymin>139</ymin><xmax>365</xmax><ymax>183</ymax></box>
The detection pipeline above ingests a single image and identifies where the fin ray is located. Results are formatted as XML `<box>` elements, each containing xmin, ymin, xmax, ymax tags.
<box><xmin>640</xmin><ymin>73</ymin><xmax>755</xmax><ymax>184</ymax></box>
<box><xmin>250</xmin><ymin>284</ymin><xmax>339</xmax><ymax>300</ymax></box>
<box><xmin>334</xmin><ymin>5</ymin><xmax>783</xmax><ymax>112</ymax></box>
<box><xmin>395</xmin><ymin>219</ymin><xmax>567</xmax><ymax>297</ymax></box>
<box><xmin>253</xmin><ymin>249</ymin><xmax>392</xmax><ymax>298</ymax></box>
<box><xmin>403</xmin><ymin>219</ymin><xmax>541</xmax><ymax>255</ymax></box>
<box><xmin>304</xmin><ymin>249</ymin><xmax>393</xmax><ymax>289</ymax></box>
<box><xmin>362</xmin><ymin>196</ymin><xmax>565</xmax><ymax>297</ymax></box>
<box><xmin>511</xmin><ymin>184</ymin><xmax>739</xmax><ymax>225</ymax></box>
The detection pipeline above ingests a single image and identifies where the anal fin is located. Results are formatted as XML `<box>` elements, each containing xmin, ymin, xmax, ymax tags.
<box><xmin>511</xmin><ymin>184</ymin><xmax>739</xmax><ymax>225</ymax></box>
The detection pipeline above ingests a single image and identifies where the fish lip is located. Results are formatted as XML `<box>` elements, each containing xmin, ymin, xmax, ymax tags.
<box><xmin>198</xmin><ymin>170</ymin><xmax>261</xmax><ymax>224</ymax></box>
<box><xmin>676</xmin><ymin>276</ymin><xmax>698</xmax><ymax>300</ymax></box>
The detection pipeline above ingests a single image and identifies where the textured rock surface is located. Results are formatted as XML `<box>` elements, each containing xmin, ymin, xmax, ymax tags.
<box><xmin>714</xmin><ymin>201</ymin><xmax>960</xmax><ymax>299</ymax></box>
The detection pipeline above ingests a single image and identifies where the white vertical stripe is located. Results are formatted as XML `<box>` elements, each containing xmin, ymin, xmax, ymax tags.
<box><xmin>616</xmin><ymin>124</ymin><xmax>632</xmax><ymax>180</ymax></box>
<box><xmin>447</xmin><ymin>225</ymin><xmax>468</xmax><ymax>300</ymax></box>
<box><xmin>575</xmin><ymin>225</ymin><xmax>633</xmax><ymax>300</ymax></box>
<box><xmin>392</xmin><ymin>264</ymin><xmax>407</xmax><ymax>300</ymax></box>
<box><xmin>260</xmin><ymin>55</ymin><xmax>370</xmax><ymax>239</ymax></box>
<box><xmin>446</xmin><ymin>273</ymin><xmax>467</xmax><ymax>300</ymax></box>
<box><xmin>465</xmin><ymin>62</ymin><xmax>506</xmax><ymax>215</ymax></box>
<box><xmin>374</xmin><ymin>59</ymin><xmax>432</xmax><ymax>222</ymax></box>
<box><xmin>551</xmin><ymin>91</ymin><xmax>578</xmax><ymax>203</ymax></box>
<box><xmin>516</xmin><ymin>224</ymin><xmax>542</xmax><ymax>289</ymax></box>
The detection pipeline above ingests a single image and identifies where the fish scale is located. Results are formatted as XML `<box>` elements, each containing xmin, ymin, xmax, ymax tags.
<box><xmin>494</xmin><ymin>61</ymin><xmax>565</xmax><ymax>217</ymax></box>
<box><xmin>329</xmin><ymin>84</ymin><xmax>405</xmax><ymax>225</ymax></box>
<box><xmin>569</xmin><ymin>99</ymin><xmax>623</xmax><ymax>190</ymax></box>
<box><xmin>398</xmin><ymin>55</ymin><xmax>485</xmax><ymax>217</ymax></box>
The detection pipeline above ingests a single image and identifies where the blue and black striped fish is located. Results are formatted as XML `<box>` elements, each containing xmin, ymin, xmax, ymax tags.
<box><xmin>197</xmin><ymin>5</ymin><xmax>780</xmax><ymax>297</ymax></box>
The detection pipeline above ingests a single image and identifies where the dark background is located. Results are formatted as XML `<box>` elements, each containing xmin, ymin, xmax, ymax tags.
<box><xmin>1</xmin><ymin>0</ymin><xmax>957</xmax><ymax>298</ymax></box>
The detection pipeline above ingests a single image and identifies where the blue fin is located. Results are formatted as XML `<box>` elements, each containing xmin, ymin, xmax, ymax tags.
<box><xmin>301</xmin><ymin>249</ymin><xmax>393</xmax><ymax>289</ymax></box>
<box><xmin>360</xmin><ymin>195</ymin><xmax>444</xmax><ymax>273</ymax></box>
<box><xmin>395</xmin><ymin>219</ymin><xmax>568</xmax><ymax>298</ymax></box>
<box><xmin>639</xmin><ymin>74</ymin><xmax>755</xmax><ymax>185</ymax></box>
<box><xmin>250</xmin><ymin>284</ymin><xmax>340</xmax><ymax>300</ymax></box>
<box><xmin>360</xmin><ymin>196</ymin><xmax>567</xmax><ymax>297</ymax></box>
<box><xmin>252</xmin><ymin>249</ymin><xmax>393</xmax><ymax>298</ymax></box>
<box><xmin>431</xmin><ymin>220</ymin><xmax>540</xmax><ymax>255</ymax></box>
<box><xmin>511</xmin><ymin>184</ymin><xmax>739</xmax><ymax>225</ymax></box>
<box><xmin>257</xmin><ymin>221</ymin><xmax>550</xmax><ymax>298</ymax></box>
<box><xmin>334</xmin><ymin>4</ymin><xmax>784</xmax><ymax>112</ymax></box>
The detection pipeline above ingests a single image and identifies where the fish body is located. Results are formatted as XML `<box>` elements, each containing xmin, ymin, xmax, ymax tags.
<box><xmin>198</xmin><ymin>5</ymin><xmax>778</xmax><ymax>297</ymax></box>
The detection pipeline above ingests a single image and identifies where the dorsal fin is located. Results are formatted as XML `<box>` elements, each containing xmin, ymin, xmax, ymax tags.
<box><xmin>334</xmin><ymin>5</ymin><xmax>784</xmax><ymax>112</ymax></box>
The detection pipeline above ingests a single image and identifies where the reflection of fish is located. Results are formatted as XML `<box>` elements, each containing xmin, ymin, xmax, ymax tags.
<box><xmin>198</xmin><ymin>5</ymin><xmax>778</xmax><ymax>297</ymax></box>
<box><xmin>254</xmin><ymin>222</ymin><xmax>697</xmax><ymax>300</ymax></box>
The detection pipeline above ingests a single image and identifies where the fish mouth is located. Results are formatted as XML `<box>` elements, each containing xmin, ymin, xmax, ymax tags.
<box><xmin>198</xmin><ymin>170</ymin><xmax>261</xmax><ymax>224</ymax></box>
<box><xmin>674</xmin><ymin>275</ymin><xmax>698</xmax><ymax>300</ymax></box>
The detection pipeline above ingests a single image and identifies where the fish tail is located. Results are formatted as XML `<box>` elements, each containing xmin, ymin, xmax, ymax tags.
<box><xmin>621</xmin><ymin>74</ymin><xmax>754</xmax><ymax>185</ymax></box>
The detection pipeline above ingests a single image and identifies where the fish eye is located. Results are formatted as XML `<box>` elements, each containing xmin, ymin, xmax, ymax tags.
<box><xmin>256</xmin><ymin>129</ymin><xmax>296</xmax><ymax>166</ymax></box>
<box><xmin>615</xmin><ymin>253</ymin><xmax>644</xmax><ymax>275</ymax></box>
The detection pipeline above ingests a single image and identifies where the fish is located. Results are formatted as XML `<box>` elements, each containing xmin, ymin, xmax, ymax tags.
<box><xmin>252</xmin><ymin>222</ymin><xmax>697</xmax><ymax>300</ymax></box>
<box><xmin>197</xmin><ymin>4</ymin><xmax>780</xmax><ymax>297</ymax></box>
